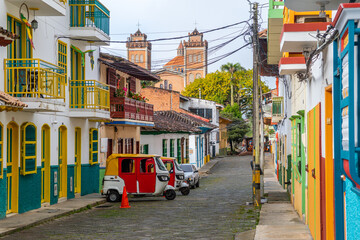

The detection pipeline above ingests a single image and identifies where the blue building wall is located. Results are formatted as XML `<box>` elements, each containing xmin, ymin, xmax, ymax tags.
<box><xmin>81</xmin><ymin>164</ymin><xmax>99</xmax><ymax>196</ymax></box>
<box><xmin>345</xmin><ymin>178</ymin><xmax>360</xmax><ymax>239</ymax></box>
<box><xmin>50</xmin><ymin>166</ymin><xmax>58</xmax><ymax>205</ymax></box>
<box><xmin>0</xmin><ymin>169</ymin><xmax>7</xmax><ymax>219</ymax></box>
<box><xmin>18</xmin><ymin>168</ymin><xmax>41</xmax><ymax>213</ymax></box>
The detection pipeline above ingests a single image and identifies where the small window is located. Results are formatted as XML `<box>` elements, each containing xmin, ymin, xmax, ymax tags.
<box><xmin>164</xmin><ymin>80</ymin><xmax>168</xmax><ymax>89</ymax></box>
<box><xmin>89</xmin><ymin>128</ymin><xmax>98</xmax><ymax>165</ymax></box>
<box><xmin>162</xmin><ymin>139</ymin><xmax>168</xmax><ymax>157</ymax></box>
<box><xmin>140</xmin><ymin>158</ymin><xmax>154</xmax><ymax>173</ymax></box>
<box><xmin>169</xmin><ymin>84</ymin><xmax>172</xmax><ymax>90</ymax></box>
<box><xmin>189</xmin><ymin>73</ymin><xmax>194</xmax><ymax>83</ymax></box>
<box><xmin>189</xmin><ymin>55</ymin><xmax>192</xmax><ymax>63</ymax></box>
<box><xmin>170</xmin><ymin>139</ymin><xmax>175</xmax><ymax>157</ymax></box>
<box><xmin>121</xmin><ymin>159</ymin><xmax>135</xmax><ymax>173</ymax></box>
<box><xmin>163</xmin><ymin>161</ymin><xmax>174</xmax><ymax>172</ymax></box>
<box><xmin>160</xmin><ymin>84</ymin><xmax>163</xmax><ymax>89</ymax></box>
<box><xmin>131</xmin><ymin>55</ymin><xmax>135</xmax><ymax>62</ymax></box>
<box><xmin>196</xmin><ymin>73</ymin><xmax>202</xmax><ymax>79</ymax></box>
<box><xmin>135</xmin><ymin>54</ymin><xmax>139</xmax><ymax>63</ymax></box>
<box><xmin>198</xmin><ymin>54</ymin><xmax>202</xmax><ymax>62</ymax></box>
<box><xmin>20</xmin><ymin>122</ymin><xmax>37</xmax><ymax>175</ymax></box>
<box><xmin>141</xmin><ymin>144</ymin><xmax>149</xmax><ymax>154</ymax></box>
<box><xmin>140</xmin><ymin>54</ymin><xmax>144</xmax><ymax>63</ymax></box>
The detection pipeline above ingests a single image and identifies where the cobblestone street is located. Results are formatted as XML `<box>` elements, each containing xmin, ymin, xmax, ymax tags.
<box><xmin>2</xmin><ymin>156</ymin><xmax>257</xmax><ymax>240</ymax></box>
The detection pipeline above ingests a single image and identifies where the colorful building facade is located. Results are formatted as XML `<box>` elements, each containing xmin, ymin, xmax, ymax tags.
<box><xmin>0</xmin><ymin>0</ymin><xmax>111</xmax><ymax>218</ymax></box>
<box><xmin>269</xmin><ymin>1</ymin><xmax>360</xmax><ymax>239</ymax></box>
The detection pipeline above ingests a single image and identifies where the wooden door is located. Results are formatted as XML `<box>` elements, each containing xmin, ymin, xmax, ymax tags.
<box><xmin>107</xmin><ymin>139</ymin><xmax>113</xmax><ymax>159</ymax></box>
<box><xmin>6</xmin><ymin>122</ymin><xmax>19</xmax><ymax>214</ymax></box>
<box><xmin>58</xmin><ymin>126</ymin><xmax>67</xmax><ymax>198</ymax></box>
<box><xmin>74</xmin><ymin>128</ymin><xmax>81</xmax><ymax>194</ymax></box>
<box><xmin>308</xmin><ymin>104</ymin><xmax>321</xmax><ymax>240</ymax></box>
<box><xmin>41</xmin><ymin>125</ymin><xmax>51</xmax><ymax>203</ymax></box>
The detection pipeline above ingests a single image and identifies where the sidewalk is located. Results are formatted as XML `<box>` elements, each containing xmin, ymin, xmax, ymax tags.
<box><xmin>198</xmin><ymin>158</ymin><xmax>220</xmax><ymax>176</ymax></box>
<box><xmin>0</xmin><ymin>193</ymin><xmax>106</xmax><ymax>237</ymax></box>
<box><xmin>254</xmin><ymin>155</ymin><xmax>313</xmax><ymax>240</ymax></box>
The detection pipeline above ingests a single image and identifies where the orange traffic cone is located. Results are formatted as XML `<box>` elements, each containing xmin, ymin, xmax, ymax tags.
<box><xmin>120</xmin><ymin>186</ymin><xmax>131</xmax><ymax>209</ymax></box>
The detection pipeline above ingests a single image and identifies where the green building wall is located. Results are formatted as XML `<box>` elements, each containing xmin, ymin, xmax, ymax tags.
<box><xmin>18</xmin><ymin>167</ymin><xmax>41</xmax><ymax>213</ymax></box>
<box><xmin>67</xmin><ymin>165</ymin><xmax>75</xmax><ymax>200</ymax></box>
<box><xmin>0</xmin><ymin>169</ymin><xmax>7</xmax><ymax>219</ymax></box>
<box><xmin>81</xmin><ymin>164</ymin><xmax>99</xmax><ymax>196</ymax></box>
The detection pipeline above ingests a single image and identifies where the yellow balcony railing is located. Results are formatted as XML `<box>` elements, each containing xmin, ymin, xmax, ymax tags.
<box><xmin>4</xmin><ymin>58</ymin><xmax>66</xmax><ymax>100</ymax></box>
<box><xmin>69</xmin><ymin>80</ymin><xmax>110</xmax><ymax>110</ymax></box>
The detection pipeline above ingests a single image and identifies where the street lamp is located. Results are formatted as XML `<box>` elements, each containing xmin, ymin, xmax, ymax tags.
<box><xmin>30</xmin><ymin>8</ymin><xmax>39</xmax><ymax>31</ymax></box>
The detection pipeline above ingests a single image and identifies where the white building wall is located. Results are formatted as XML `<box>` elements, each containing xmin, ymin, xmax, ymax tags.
<box><xmin>0</xmin><ymin>1</ymin><xmax>104</xmax><ymax>171</ymax></box>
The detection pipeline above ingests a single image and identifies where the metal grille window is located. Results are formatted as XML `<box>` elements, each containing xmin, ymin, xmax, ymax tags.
<box><xmin>89</xmin><ymin>128</ymin><xmax>98</xmax><ymax>165</ymax></box>
<box><xmin>20</xmin><ymin>123</ymin><xmax>37</xmax><ymax>175</ymax></box>
<box><xmin>162</xmin><ymin>139</ymin><xmax>168</xmax><ymax>157</ymax></box>
<box><xmin>170</xmin><ymin>139</ymin><xmax>175</xmax><ymax>157</ymax></box>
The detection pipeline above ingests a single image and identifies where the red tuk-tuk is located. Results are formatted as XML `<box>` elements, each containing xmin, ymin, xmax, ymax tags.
<box><xmin>161</xmin><ymin>157</ymin><xmax>190</xmax><ymax>195</ymax></box>
<box><xmin>102</xmin><ymin>154</ymin><xmax>176</xmax><ymax>202</ymax></box>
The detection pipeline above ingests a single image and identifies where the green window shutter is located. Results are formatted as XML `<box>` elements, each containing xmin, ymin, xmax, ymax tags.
<box><xmin>143</xmin><ymin>144</ymin><xmax>149</xmax><ymax>154</ymax></box>
<box><xmin>170</xmin><ymin>139</ymin><xmax>174</xmax><ymax>157</ymax></box>
<box><xmin>162</xmin><ymin>139</ymin><xmax>167</xmax><ymax>157</ymax></box>
<box><xmin>89</xmin><ymin>128</ymin><xmax>98</xmax><ymax>165</ymax></box>
<box><xmin>177</xmin><ymin>139</ymin><xmax>181</xmax><ymax>163</ymax></box>
<box><xmin>0</xmin><ymin>124</ymin><xmax>3</xmax><ymax>179</ymax></box>
<box><xmin>21</xmin><ymin>123</ymin><xmax>37</xmax><ymax>175</ymax></box>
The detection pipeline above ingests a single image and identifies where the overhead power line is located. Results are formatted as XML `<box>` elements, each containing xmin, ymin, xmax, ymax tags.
<box><xmin>58</xmin><ymin>20</ymin><xmax>251</xmax><ymax>43</ymax></box>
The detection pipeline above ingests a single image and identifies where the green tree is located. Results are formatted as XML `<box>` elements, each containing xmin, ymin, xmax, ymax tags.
<box><xmin>220</xmin><ymin>103</ymin><xmax>250</xmax><ymax>152</ymax></box>
<box><xmin>220</xmin><ymin>63</ymin><xmax>244</xmax><ymax>106</ymax></box>
<box><xmin>182</xmin><ymin>65</ymin><xmax>269</xmax><ymax>116</ymax></box>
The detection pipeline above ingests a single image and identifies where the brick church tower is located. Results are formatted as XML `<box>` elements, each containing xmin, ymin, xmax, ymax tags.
<box><xmin>126</xmin><ymin>29</ymin><xmax>152</xmax><ymax>70</ymax></box>
<box><xmin>183</xmin><ymin>28</ymin><xmax>208</xmax><ymax>85</ymax></box>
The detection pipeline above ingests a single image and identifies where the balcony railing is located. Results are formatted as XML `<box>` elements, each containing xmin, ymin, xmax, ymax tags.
<box><xmin>69</xmin><ymin>80</ymin><xmax>110</xmax><ymax>110</ymax></box>
<box><xmin>69</xmin><ymin>0</ymin><xmax>110</xmax><ymax>36</ymax></box>
<box><xmin>4</xmin><ymin>59</ymin><xmax>66</xmax><ymax>100</ymax></box>
<box><xmin>110</xmin><ymin>96</ymin><xmax>154</xmax><ymax>122</ymax></box>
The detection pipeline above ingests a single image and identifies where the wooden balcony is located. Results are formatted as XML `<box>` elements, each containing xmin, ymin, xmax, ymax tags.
<box><xmin>110</xmin><ymin>96</ymin><xmax>154</xmax><ymax>122</ymax></box>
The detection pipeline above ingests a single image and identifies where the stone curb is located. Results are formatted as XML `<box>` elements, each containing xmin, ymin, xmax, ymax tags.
<box><xmin>199</xmin><ymin>159</ymin><xmax>220</xmax><ymax>176</ymax></box>
<box><xmin>0</xmin><ymin>199</ymin><xmax>106</xmax><ymax>238</ymax></box>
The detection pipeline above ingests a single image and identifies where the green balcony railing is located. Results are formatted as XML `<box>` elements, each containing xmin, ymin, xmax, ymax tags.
<box><xmin>4</xmin><ymin>58</ymin><xmax>66</xmax><ymax>100</ymax></box>
<box><xmin>269</xmin><ymin>0</ymin><xmax>284</xmax><ymax>19</ymax></box>
<box><xmin>69</xmin><ymin>0</ymin><xmax>110</xmax><ymax>36</ymax></box>
<box><xmin>70</xmin><ymin>80</ymin><xmax>110</xmax><ymax>110</ymax></box>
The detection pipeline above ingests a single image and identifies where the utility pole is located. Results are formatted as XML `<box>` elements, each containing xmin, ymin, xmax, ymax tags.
<box><xmin>252</xmin><ymin>2</ymin><xmax>261</xmax><ymax>206</ymax></box>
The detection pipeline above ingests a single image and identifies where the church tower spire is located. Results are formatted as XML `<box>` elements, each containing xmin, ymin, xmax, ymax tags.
<box><xmin>126</xmin><ymin>29</ymin><xmax>152</xmax><ymax>70</ymax></box>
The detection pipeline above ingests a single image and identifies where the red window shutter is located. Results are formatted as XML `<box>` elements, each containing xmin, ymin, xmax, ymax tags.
<box><xmin>118</xmin><ymin>138</ymin><xmax>123</xmax><ymax>154</ymax></box>
<box><xmin>107</xmin><ymin>67</ymin><xmax>117</xmax><ymax>97</ymax></box>
<box><xmin>129</xmin><ymin>77</ymin><xmax>136</xmax><ymax>93</ymax></box>
<box><xmin>107</xmin><ymin>139</ymin><xmax>113</xmax><ymax>159</ymax></box>
<box><xmin>136</xmin><ymin>141</ymin><xmax>140</xmax><ymax>154</ymax></box>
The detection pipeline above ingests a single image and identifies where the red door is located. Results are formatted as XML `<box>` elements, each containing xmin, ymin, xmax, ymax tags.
<box><xmin>163</xmin><ymin>160</ymin><xmax>175</xmax><ymax>187</ymax></box>
<box><xmin>118</xmin><ymin>158</ymin><xmax>137</xmax><ymax>193</ymax></box>
<box><xmin>138</xmin><ymin>158</ymin><xmax>156</xmax><ymax>193</ymax></box>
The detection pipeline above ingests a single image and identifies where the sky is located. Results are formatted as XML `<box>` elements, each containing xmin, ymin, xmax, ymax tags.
<box><xmin>101</xmin><ymin>0</ymin><xmax>275</xmax><ymax>89</ymax></box>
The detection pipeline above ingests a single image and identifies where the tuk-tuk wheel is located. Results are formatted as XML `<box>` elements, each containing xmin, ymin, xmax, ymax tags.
<box><xmin>180</xmin><ymin>187</ymin><xmax>190</xmax><ymax>196</ymax></box>
<box><xmin>164</xmin><ymin>189</ymin><xmax>176</xmax><ymax>200</ymax></box>
<box><xmin>107</xmin><ymin>190</ymin><xmax>121</xmax><ymax>202</ymax></box>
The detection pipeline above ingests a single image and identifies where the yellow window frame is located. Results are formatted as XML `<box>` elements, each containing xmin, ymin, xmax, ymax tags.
<box><xmin>70</xmin><ymin>45</ymin><xmax>85</xmax><ymax>81</ymax></box>
<box><xmin>89</xmin><ymin>128</ymin><xmax>98</xmax><ymax>165</ymax></box>
<box><xmin>7</xmin><ymin>14</ymin><xmax>33</xmax><ymax>59</ymax></box>
<box><xmin>0</xmin><ymin>122</ymin><xmax>3</xmax><ymax>179</ymax></box>
<box><xmin>58</xmin><ymin>40</ymin><xmax>68</xmax><ymax>84</ymax></box>
<box><xmin>20</xmin><ymin>122</ymin><xmax>37</xmax><ymax>175</ymax></box>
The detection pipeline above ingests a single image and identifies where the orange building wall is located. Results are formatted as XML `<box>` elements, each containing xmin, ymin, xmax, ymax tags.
<box><xmin>154</xmin><ymin>72</ymin><xmax>185</xmax><ymax>93</ymax></box>
<box><xmin>128</xmin><ymin>49</ymin><xmax>147</xmax><ymax>69</ymax></box>
<box><xmin>140</xmin><ymin>87</ymin><xmax>181</xmax><ymax>112</ymax></box>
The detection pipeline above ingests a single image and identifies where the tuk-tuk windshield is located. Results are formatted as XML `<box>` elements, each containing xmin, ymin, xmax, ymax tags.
<box><xmin>155</xmin><ymin>157</ymin><xmax>167</xmax><ymax>171</ymax></box>
<box><xmin>174</xmin><ymin>160</ymin><xmax>183</xmax><ymax>172</ymax></box>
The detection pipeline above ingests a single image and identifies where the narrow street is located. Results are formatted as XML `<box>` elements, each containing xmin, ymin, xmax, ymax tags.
<box><xmin>2</xmin><ymin>156</ymin><xmax>257</xmax><ymax>240</ymax></box>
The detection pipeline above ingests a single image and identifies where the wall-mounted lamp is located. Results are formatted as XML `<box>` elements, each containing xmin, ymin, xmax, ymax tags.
<box><xmin>30</xmin><ymin>8</ymin><xmax>39</xmax><ymax>31</ymax></box>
